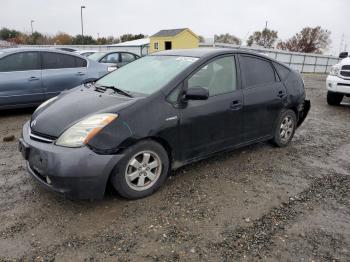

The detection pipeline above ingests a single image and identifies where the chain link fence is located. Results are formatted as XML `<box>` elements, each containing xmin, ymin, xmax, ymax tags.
<box><xmin>18</xmin><ymin>43</ymin><xmax>340</xmax><ymax>74</ymax></box>
<box><xmin>213</xmin><ymin>43</ymin><xmax>340</xmax><ymax>73</ymax></box>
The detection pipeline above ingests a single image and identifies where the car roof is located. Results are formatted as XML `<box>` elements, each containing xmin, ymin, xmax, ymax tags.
<box><xmin>0</xmin><ymin>47</ymin><xmax>81</xmax><ymax>55</ymax></box>
<box><xmin>152</xmin><ymin>48</ymin><xmax>291</xmax><ymax>68</ymax></box>
<box><xmin>152</xmin><ymin>47</ymin><xmax>271</xmax><ymax>58</ymax></box>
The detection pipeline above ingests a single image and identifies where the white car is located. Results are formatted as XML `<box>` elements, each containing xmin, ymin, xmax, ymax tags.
<box><xmin>75</xmin><ymin>50</ymin><xmax>97</xmax><ymax>57</ymax></box>
<box><xmin>326</xmin><ymin>55</ymin><xmax>350</xmax><ymax>105</ymax></box>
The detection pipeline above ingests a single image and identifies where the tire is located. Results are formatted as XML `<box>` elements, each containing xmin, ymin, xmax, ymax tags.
<box><xmin>270</xmin><ymin>109</ymin><xmax>297</xmax><ymax>147</ymax></box>
<box><xmin>327</xmin><ymin>91</ymin><xmax>343</xmax><ymax>106</ymax></box>
<box><xmin>110</xmin><ymin>140</ymin><xmax>169</xmax><ymax>199</ymax></box>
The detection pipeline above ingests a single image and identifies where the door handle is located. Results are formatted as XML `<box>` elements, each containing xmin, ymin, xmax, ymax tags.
<box><xmin>76</xmin><ymin>72</ymin><xmax>85</xmax><ymax>76</ymax></box>
<box><xmin>230</xmin><ymin>100</ymin><xmax>242</xmax><ymax>110</ymax></box>
<box><xmin>28</xmin><ymin>76</ymin><xmax>39</xmax><ymax>81</ymax></box>
<box><xmin>278</xmin><ymin>90</ymin><xmax>287</xmax><ymax>98</ymax></box>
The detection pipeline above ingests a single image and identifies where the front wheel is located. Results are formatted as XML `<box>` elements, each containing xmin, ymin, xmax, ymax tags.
<box><xmin>270</xmin><ymin>110</ymin><xmax>297</xmax><ymax>147</ymax></box>
<box><xmin>110</xmin><ymin>140</ymin><xmax>169</xmax><ymax>199</ymax></box>
<box><xmin>327</xmin><ymin>91</ymin><xmax>343</xmax><ymax>106</ymax></box>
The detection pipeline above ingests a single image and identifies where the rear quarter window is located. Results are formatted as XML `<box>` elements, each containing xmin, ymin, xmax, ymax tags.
<box><xmin>273</xmin><ymin>62</ymin><xmax>290</xmax><ymax>80</ymax></box>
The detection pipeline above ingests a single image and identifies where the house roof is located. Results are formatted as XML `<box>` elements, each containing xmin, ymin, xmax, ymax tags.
<box><xmin>108</xmin><ymin>38</ymin><xmax>150</xmax><ymax>47</ymax></box>
<box><xmin>152</xmin><ymin>28</ymin><xmax>188</xmax><ymax>37</ymax></box>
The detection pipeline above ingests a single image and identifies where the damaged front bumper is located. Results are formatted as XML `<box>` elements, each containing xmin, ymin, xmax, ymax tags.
<box><xmin>19</xmin><ymin>121</ymin><xmax>123</xmax><ymax>200</ymax></box>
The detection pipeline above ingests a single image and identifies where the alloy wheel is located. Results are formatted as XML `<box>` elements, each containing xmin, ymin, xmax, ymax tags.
<box><xmin>280</xmin><ymin>115</ymin><xmax>294</xmax><ymax>143</ymax></box>
<box><xmin>125</xmin><ymin>150</ymin><xmax>162</xmax><ymax>191</ymax></box>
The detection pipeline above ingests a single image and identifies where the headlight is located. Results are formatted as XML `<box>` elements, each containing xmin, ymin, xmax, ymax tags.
<box><xmin>329</xmin><ymin>65</ymin><xmax>340</xmax><ymax>76</ymax></box>
<box><xmin>35</xmin><ymin>96</ymin><xmax>58</xmax><ymax>112</ymax></box>
<box><xmin>56</xmin><ymin>113</ymin><xmax>118</xmax><ymax>147</ymax></box>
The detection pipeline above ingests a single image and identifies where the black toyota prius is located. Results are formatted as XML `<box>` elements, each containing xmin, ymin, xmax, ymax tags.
<box><xmin>19</xmin><ymin>48</ymin><xmax>310</xmax><ymax>200</ymax></box>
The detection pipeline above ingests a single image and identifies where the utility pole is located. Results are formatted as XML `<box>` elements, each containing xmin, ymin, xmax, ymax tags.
<box><xmin>339</xmin><ymin>34</ymin><xmax>345</xmax><ymax>53</ymax></box>
<box><xmin>80</xmin><ymin>5</ymin><xmax>86</xmax><ymax>43</ymax></box>
<box><xmin>263</xmin><ymin>21</ymin><xmax>268</xmax><ymax>48</ymax></box>
<box><xmin>31</xmin><ymin>20</ymin><xmax>35</xmax><ymax>34</ymax></box>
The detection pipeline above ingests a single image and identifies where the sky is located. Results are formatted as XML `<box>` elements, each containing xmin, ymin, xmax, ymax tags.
<box><xmin>0</xmin><ymin>0</ymin><xmax>349</xmax><ymax>55</ymax></box>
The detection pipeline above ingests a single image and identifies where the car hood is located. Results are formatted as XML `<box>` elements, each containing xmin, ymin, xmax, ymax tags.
<box><xmin>30</xmin><ymin>86</ymin><xmax>140</xmax><ymax>137</ymax></box>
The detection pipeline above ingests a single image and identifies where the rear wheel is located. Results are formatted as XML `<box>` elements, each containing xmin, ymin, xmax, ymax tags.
<box><xmin>270</xmin><ymin>110</ymin><xmax>297</xmax><ymax>147</ymax></box>
<box><xmin>327</xmin><ymin>91</ymin><xmax>343</xmax><ymax>106</ymax></box>
<box><xmin>110</xmin><ymin>140</ymin><xmax>169</xmax><ymax>199</ymax></box>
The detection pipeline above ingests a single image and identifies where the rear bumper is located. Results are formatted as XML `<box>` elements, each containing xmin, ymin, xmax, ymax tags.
<box><xmin>297</xmin><ymin>99</ymin><xmax>310</xmax><ymax>127</ymax></box>
<box><xmin>326</xmin><ymin>75</ymin><xmax>350</xmax><ymax>94</ymax></box>
<box><xmin>20</xmin><ymin>121</ymin><xmax>123</xmax><ymax>200</ymax></box>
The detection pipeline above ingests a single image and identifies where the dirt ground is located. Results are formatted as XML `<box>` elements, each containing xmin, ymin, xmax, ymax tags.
<box><xmin>0</xmin><ymin>74</ymin><xmax>349</xmax><ymax>261</ymax></box>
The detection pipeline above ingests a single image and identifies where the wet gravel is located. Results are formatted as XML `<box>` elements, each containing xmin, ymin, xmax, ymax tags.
<box><xmin>0</xmin><ymin>74</ymin><xmax>349</xmax><ymax>261</ymax></box>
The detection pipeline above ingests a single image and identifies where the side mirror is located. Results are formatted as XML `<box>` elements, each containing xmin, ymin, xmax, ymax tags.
<box><xmin>185</xmin><ymin>87</ymin><xmax>209</xmax><ymax>100</ymax></box>
<box><xmin>339</xmin><ymin>52</ymin><xmax>348</xmax><ymax>59</ymax></box>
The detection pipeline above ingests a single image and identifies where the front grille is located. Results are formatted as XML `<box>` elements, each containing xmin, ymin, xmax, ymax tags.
<box><xmin>29</xmin><ymin>129</ymin><xmax>56</xmax><ymax>143</ymax></box>
<box><xmin>341</xmin><ymin>65</ymin><xmax>350</xmax><ymax>70</ymax></box>
<box><xmin>338</xmin><ymin>83</ymin><xmax>350</xmax><ymax>87</ymax></box>
<box><xmin>340</xmin><ymin>70</ymin><xmax>350</xmax><ymax>78</ymax></box>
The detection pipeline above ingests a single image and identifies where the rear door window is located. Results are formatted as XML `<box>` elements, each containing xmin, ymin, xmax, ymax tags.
<box><xmin>42</xmin><ymin>53</ymin><xmax>84</xmax><ymax>69</ymax></box>
<box><xmin>121</xmin><ymin>53</ymin><xmax>136</xmax><ymax>63</ymax></box>
<box><xmin>239</xmin><ymin>55</ymin><xmax>276</xmax><ymax>87</ymax></box>
<box><xmin>0</xmin><ymin>52</ymin><xmax>41</xmax><ymax>72</ymax></box>
<box><xmin>188</xmin><ymin>56</ymin><xmax>237</xmax><ymax>96</ymax></box>
<box><xmin>101</xmin><ymin>53</ymin><xmax>120</xmax><ymax>63</ymax></box>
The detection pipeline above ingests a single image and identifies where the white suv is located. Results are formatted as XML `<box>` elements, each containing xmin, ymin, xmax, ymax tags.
<box><xmin>326</xmin><ymin>55</ymin><xmax>350</xmax><ymax>105</ymax></box>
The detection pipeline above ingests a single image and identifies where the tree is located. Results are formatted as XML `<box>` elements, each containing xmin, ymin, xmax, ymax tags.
<box><xmin>247</xmin><ymin>28</ymin><xmax>278</xmax><ymax>48</ymax></box>
<box><xmin>106</xmin><ymin>36</ymin><xmax>120</xmax><ymax>44</ymax></box>
<box><xmin>26</xmin><ymin>31</ymin><xmax>44</xmax><ymax>44</ymax></box>
<box><xmin>120</xmin><ymin>33</ymin><xmax>146</xmax><ymax>42</ymax></box>
<box><xmin>276</xmin><ymin>26</ymin><xmax>331</xmax><ymax>54</ymax></box>
<box><xmin>214</xmin><ymin>33</ymin><xmax>241</xmax><ymax>45</ymax></box>
<box><xmin>53</xmin><ymin>33</ymin><xmax>72</xmax><ymax>45</ymax></box>
<box><xmin>0</xmin><ymin>27</ymin><xmax>21</xmax><ymax>40</ymax></box>
<box><xmin>72</xmin><ymin>35</ymin><xmax>97</xmax><ymax>45</ymax></box>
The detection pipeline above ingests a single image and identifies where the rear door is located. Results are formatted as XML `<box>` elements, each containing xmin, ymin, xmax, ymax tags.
<box><xmin>0</xmin><ymin>51</ymin><xmax>43</xmax><ymax>108</ymax></box>
<box><xmin>179</xmin><ymin>55</ymin><xmax>244</xmax><ymax>160</ymax></box>
<box><xmin>238</xmin><ymin>54</ymin><xmax>287</xmax><ymax>141</ymax></box>
<box><xmin>41</xmin><ymin>52</ymin><xmax>88</xmax><ymax>99</ymax></box>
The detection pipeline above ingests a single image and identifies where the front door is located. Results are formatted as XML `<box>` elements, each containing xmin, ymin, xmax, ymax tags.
<box><xmin>0</xmin><ymin>51</ymin><xmax>43</xmax><ymax>108</ymax></box>
<box><xmin>179</xmin><ymin>55</ymin><xmax>244</xmax><ymax>161</ymax></box>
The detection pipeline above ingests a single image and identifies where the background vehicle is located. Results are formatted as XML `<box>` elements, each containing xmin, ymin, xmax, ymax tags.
<box><xmin>55</xmin><ymin>47</ymin><xmax>77</xmax><ymax>52</ymax></box>
<box><xmin>20</xmin><ymin>48</ymin><xmax>310</xmax><ymax>200</ymax></box>
<box><xmin>339</xmin><ymin>52</ymin><xmax>348</xmax><ymax>59</ymax></box>
<box><xmin>326</xmin><ymin>56</ymin><xmax>350</xmax><ymax>105</ymax></box>
<box><xmin>0</xmin><ymin>48</ymin><xmax>110</xmax><ymax>109</ymax></box>
<box><xmin>88</xmin><ymin>51</ymin><xmax>140</xmax><ymax>69</ymax></box>
<box><xmin>75</xmin><ymin>50</ymin><xmax>97</xmax><ymax>57</ymax></box>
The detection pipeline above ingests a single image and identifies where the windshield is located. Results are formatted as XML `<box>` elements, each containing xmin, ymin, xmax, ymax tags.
<box><xmin>88</xmin><ymin>52</ymin><xmax>107</xmax><ymax>61</ymax></box>
<box><xmin>96</xmin><ymin>55</ymin><xmax>199</xmax><ymax>95</ymax></box>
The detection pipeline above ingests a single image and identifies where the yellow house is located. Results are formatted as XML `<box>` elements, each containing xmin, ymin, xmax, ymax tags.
<box><xmin>149</xmin><ymin>28</ymin><xmax>199</xmax><ymax>53</ymax></box>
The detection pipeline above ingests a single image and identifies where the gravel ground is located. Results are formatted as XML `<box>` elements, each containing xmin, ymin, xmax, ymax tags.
<box><xmin>0</xmin><ymin>74</ymin><xmax>349</xmax><ymax>261</ymax></box>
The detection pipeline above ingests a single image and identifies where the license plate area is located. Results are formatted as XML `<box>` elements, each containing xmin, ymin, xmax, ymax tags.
<box><xmin>28</xmin><ymin>149</ymin><xmax>47</xmax><ymax>177</ymax></box>
<box><xmin>19</xmin><ymin>139</ymin><xmax>30</xmax><ymax>160</ymax></box>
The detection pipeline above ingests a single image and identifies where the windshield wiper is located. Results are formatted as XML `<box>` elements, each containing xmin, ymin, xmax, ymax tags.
<box><xmin>95</xmin><ymin>85</ymin><xmax>133</xmax><ymax>98</ymax></box>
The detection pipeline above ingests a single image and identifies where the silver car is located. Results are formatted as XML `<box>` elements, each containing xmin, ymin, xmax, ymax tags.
<box><xmin>0</xmin><ymin>48</ymin><xmax>110</xmax><ymax>109</ymax></box>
